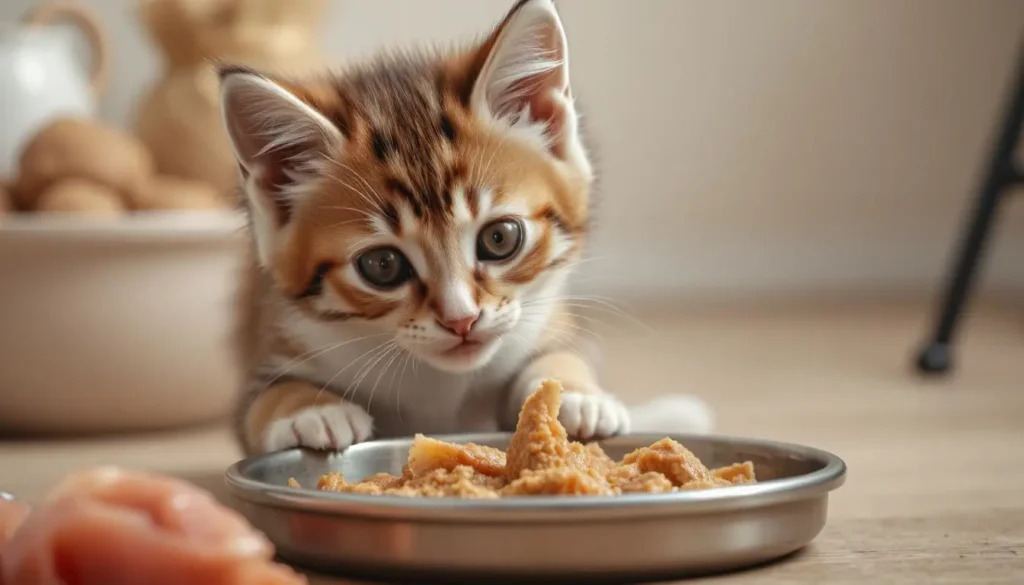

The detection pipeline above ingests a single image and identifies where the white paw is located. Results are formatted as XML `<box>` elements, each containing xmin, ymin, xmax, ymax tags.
<box><xmin>263</xmin><ymin>402</ymin><xmax>374</xmax><ymax>453</ymax></box>
<box><xmin>558</xmin><ymin>392</ymin><xmax>631</xmax><ymax>441</ymax></box>
<box><xmin>628</xmin><ymin>394</ymin><xmax>715</xmax><ymax>434</ymax></box>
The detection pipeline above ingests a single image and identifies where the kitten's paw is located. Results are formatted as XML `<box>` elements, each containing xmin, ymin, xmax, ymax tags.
<box><xmin>263</xmin><ymin>402</ymin><xmax>374</xmax><ymax>453</ymax></box>
<box><xmin>559</xmin><ymin>391</ymin><xmax>631</xmax><ymax>441</ymax></box>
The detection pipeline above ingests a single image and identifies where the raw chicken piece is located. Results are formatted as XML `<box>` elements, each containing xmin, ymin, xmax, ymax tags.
<box><xmin>0</xmin><ymin>467</ymin><xmax>307</xmax><ymax>585</ymax></box>
<box><xmin>0</xmin><ymin>499</ymin><xmax>30</xmax><ymax>544</ymax></box>
<box><xmin>407</xmin><ymin>434</ymin><xmax>506</xmax><ymax>478</ymax></box>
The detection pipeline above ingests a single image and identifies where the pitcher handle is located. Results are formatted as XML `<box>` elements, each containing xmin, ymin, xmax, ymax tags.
<box><xmin>23</xmin><ymin>1</ymin><xmax>111</xmax><ymax>98</ymax></box>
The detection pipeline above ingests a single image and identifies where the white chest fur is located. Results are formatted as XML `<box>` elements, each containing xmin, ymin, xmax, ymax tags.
<box><xmin>265</xmin><ymin>308</ymin><xmax>547</xmax><ymax>438</ymax></box>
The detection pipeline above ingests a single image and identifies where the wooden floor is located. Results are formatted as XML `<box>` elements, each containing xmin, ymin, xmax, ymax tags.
<box><xmin>1</xmin><ymin>298</ymin><xmax>1022</xmax><ymax>583</ymax></box>
<box><xmin>610</xmin><ymin>298</ymin><xmax>1024</xmax><ymax>584</ymax></box>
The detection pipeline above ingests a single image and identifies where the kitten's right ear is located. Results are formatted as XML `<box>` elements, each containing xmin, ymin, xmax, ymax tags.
<box><xmin>467</xmin><ymin>0</ymin><xmax>591</xmax><ymax>180</ymax></box>
<box><xmin>219</xmin><ymin>67</ymin><xmax>342</xmax><ymax>265</ymax></box>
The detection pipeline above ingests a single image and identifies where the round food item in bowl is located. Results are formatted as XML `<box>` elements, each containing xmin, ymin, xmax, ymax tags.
<box><xmin>35</xmin><ymin>178</ymin><xmax>126</xmax><ymax>216</ymax></box>
<box><xmin>130</xmin><ymin>175</ymin><xmax>230</xmax><ymax>212</ymax></box>
<box><xmin>0</xmin><ymin>211</ymin><xmax>247</xmax><ymax>433</ymax></box>
<box><xmin>15</xmin><ymin>117</ymin><xmax>153</xmax><ymax>209</ymax></box>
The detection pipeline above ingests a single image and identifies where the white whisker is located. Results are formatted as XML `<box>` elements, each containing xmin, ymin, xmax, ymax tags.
<box><xmin>333</xmin><ymin>160</ymin><xmax>388</xmax><ymax>208</ymax></box>
<box><xmin>318</xmin><ymin>205</ymin><xmax>378</xmax><ymax>221</ymax></box>
<box><xmin>323</xmin><ymin>172</ymin><xmax>386</xmax><ymax>216</ymax></box>
<box><xmin>316</xmin><ymin>339</ymin><xmax>393</xmax><ymax>403</ymax></box>
<box><xmin>367</xmin><ymin>344</ymin><xmax>403</xmax><ymax>414</ymax></box>
<box><xmin>267</xmin><ymin>333</ymin><xmax>388</xmax><ymax>385</ymax></box>
<box><xmin>344</xmin><ymin>341</ymin><xmax>398</xmax><ymax>405</ymax></box>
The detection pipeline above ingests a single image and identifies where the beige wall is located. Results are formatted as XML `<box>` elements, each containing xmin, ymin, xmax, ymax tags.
<box><xmin>6</xmin><ymin>0</ymin><xmax>1024</xmax><ymax>298</ymax></box>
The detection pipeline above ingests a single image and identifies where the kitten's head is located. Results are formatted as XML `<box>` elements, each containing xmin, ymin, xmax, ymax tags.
<box><xmin>219</xmin><ymin>0</ymin><xmax>591</xmax><ymax>373</ymax></box>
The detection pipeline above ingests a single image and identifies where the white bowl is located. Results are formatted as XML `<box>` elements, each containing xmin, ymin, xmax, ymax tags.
<box><xmin>0</xmin><ymin>211</ymin><xmax>247</xmax><ymax>434</ymax></box>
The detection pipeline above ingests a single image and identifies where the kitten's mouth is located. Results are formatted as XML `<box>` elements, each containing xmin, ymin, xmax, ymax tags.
<box><xmin>420</xmin><ymin>336</ymin><xmax>503</xmax><ymax>373</ymax></box>
<box><xmin>443</xmin><ymin>339</ymin><xmax>486</xmax><ymax>356</ymax></box>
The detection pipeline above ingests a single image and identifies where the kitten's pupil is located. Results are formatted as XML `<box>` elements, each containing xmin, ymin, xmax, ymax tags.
<box><xmin>357</xmin><ymin>247</ymin><xmax>410</xmax><ymax>289</ymax></box>
<box><xmin>371</xmin><ymin>252</ymin><xmax>396</xmax><ymax>278</ymax></box>
<box><xmin>477</xmin><ymin>220</ymin><xmax>523</xmax><ymax>261</ymax></box>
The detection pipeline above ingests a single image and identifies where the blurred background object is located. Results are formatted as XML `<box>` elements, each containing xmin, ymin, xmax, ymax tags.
<box><xmin>4</xmin><ymin>0</ymin><xmax>1017</xmax><ymax>299</ymax></box>
<box><xmin>15</xmin><ymin>117</ymin><xmax>153</xmax><ymax>214</ymax></box>
<box><xmin>0</xmin><ymin>0</ymin><xmax>1021</xmax><ymax>435</ymax></box>
<box><xmin>915</xmin><ymin>46</ymin><xmax>1024</xmax><ymax>375</ymax></box>
<box><xmin>0</xmin><ymin>0</ymin><xmax>255</xmax><ymax>434</ymax></box>
<box><xmin>134</xmin><ymin>0</ymin><xmax>328</xmax><ymax>201</ymax></box>
<box><xmin>0</xmin><ymin>1</ymin><xmax>107</xmax><ymax>178</ymax></box>
<box><xmin>0</xmin><ymin>212</ymin><xmax>244</xmax><ymax>434</ymax></box>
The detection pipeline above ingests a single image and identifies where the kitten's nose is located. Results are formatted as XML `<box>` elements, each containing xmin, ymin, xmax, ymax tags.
<box><xmin>437</xmin><ymin>314</ymin><xmax>479</xmax><ymax>337</ymax></box>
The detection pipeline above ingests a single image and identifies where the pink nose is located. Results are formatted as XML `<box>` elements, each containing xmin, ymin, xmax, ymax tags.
<box><xmin>437</xmin><ymin>314</ymin><xmax>479</xmax><ymax>337</ymax></box>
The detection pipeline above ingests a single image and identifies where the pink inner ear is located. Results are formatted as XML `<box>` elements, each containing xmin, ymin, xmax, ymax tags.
<box><xmin>540</xmin><ymin>98</ymin><xmax>569</xmax><ymax>159</ymax></box>
<box><xmin>222</xmin><ymin>75</ymin><xmax>336</xmax><ymax>227</ymax></box>
<box><xmin>505</xmin><ymin>70</ymin><xmax>570</xmax><ymax>158</ymax></box>
<box><xmin>477</xmin><ymin>3</ymin><xmax>574</xmax><ymax>161</ymax></box>
<box><xmin>229</xmin><ymin>108</ymin><xmax>306</xmax><ymax>225</ymax></box>
<box><xmin>254</xmin><ymin>144</ymin><xmax>310</xmax><ymax>225</ymax></box>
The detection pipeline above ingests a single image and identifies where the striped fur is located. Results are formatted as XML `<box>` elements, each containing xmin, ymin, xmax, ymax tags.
<box><xmin>221</xmin><ymin>0</ymin><xmax>635</xmax><ymax>455</ymax></box>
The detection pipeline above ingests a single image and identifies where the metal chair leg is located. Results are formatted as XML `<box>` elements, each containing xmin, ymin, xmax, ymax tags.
<box><xmin>915</xmin><ymin>41</ymin><xmax>1024</xmax><ymax>376</ymax></box>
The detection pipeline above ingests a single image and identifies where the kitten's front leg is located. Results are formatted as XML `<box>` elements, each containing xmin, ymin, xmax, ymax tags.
<box><xmin>241</xmin><ymin>379</ymin><xmax>373</xmax><ymax>455</ymax></box>
<box><xmin>504</xmin><ymin>349</ymin><xmax>630</xmax><ymax>441</ymax></box>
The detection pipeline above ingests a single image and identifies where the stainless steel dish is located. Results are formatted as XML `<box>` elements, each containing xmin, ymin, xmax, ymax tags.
<box><xmin>225</xmin><ymin>433</ymin><xmax>846</xmax><ymax>582</ymax></box>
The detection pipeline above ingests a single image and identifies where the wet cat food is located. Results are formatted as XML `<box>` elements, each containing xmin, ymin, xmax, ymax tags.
<box><xmin>291</xmin><ymin>380</ymin><xmax>755</xmax><ymax>498</ymax></box>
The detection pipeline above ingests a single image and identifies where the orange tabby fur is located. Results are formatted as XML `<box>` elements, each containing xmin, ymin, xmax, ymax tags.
<box><xmin>222</xmin><ymin>0</ymin><xmax>641</xmax><ymax>455</ymax></box>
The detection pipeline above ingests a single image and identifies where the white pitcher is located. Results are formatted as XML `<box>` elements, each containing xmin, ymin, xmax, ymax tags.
<box><xmin>0</xmin><ymin>2</ymin><xmax>109</xmax><ymax>178</ymax></box>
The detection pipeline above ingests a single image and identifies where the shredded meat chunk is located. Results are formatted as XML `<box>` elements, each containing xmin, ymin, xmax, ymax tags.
<box><xmin>389</xmin><ymin>466</ymin><xmax>504</xmax><ymax>498</ymax></box>
<box><xmin>618</xmin><ymin>471</ymin><xmax>675</xmax><ymax>494</ymax></box>
<box><xmin>619</xmin><ymin>438</ymin><xmax>713</xmax><ymax>486</ymax></box>
<box><xmin>407</xmin><ymin>434</ymin><xmax>506</xmax><ymax>478</ymax></box>
<box><xmin>303</xmin><ymin>379</ymin><xmax>757</xmax><ymax>497</ymax></box>
<box><xmin>583</xmin><ymin>442</ymin><xmax>617</xmax><ymax>475</ymax></box>
<box><xmin>504</xmin><ymin>380</ymin><xmax>589</xmax><ymax>480</ymax></box>
<box><xmin>502</xmin><ymin>468</ymin><xmax>614</xmax><ymax>496</ymax></box>
<box><xmin>711</xmin><ymin>461</ymin><xmax>757</xmax><ymax>485</ymax></box>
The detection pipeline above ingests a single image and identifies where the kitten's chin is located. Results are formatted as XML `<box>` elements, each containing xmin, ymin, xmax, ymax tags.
<box><xmin>417</xmin><ymin>337</ymin><xmax>503</xmax><ymax>373</ymax></box>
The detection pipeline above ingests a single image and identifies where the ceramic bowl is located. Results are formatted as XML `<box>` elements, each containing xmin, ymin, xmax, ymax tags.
<box><xmin>0</xmin><ymin>211</ymin><xmax>247</xmax><ymax>434</ymax></box>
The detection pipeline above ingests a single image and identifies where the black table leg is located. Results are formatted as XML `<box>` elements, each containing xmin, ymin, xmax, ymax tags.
<box><xmin>915</xmin><ymin>41</ymin><xmax>1024</xmax><ymax>376</ymax></box>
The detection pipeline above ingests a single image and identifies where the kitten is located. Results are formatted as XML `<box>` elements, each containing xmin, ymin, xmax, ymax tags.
<box><xmin>220</xmin><ymin>0</ymin><xmax>713</xmax><ymax>456</ymax></box>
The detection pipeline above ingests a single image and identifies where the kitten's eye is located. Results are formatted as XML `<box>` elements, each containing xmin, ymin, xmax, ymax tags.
<box><xmin>356</xmin><ymin>247</ymin><xmax>411</xmax><ymax>289</ymax></box>
<box><xmin>477</xmin><ymin>219</ymin><xmax>523</xmax><ymax>262</ymax></box>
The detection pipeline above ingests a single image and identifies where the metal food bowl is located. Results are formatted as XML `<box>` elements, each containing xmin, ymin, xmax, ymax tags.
<box><xmin>225</xmin><ymin>433</ymin><xmax>846</xmax><ymax>582</ymax></box>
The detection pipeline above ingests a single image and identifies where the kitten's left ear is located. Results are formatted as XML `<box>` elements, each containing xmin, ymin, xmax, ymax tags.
<box><xmin>219</xmin><ymin>67</ymin><xmax>343</xmax><ymax>267</ymax></box>
<box><xmin>470</xmin><ymin>0</ymin><xmax>590</xmax><ymax>178</ymax></box>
